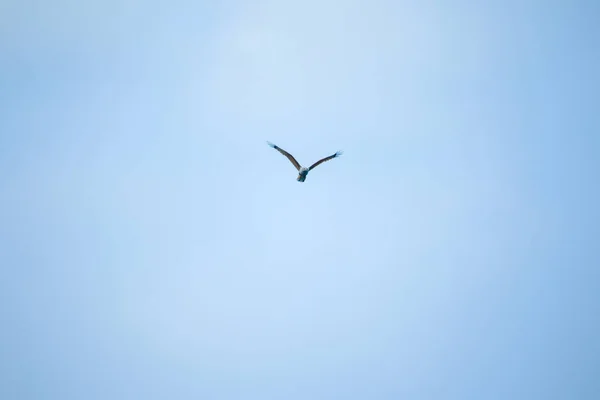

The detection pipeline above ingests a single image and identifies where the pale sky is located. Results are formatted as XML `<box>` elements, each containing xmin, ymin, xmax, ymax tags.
<box><xmin>1</xmin><ymin>1</ymin><xmax>599</xmax><ymax>399</ymax></box>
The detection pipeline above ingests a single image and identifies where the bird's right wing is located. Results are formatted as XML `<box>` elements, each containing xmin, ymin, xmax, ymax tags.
<box><xmin>308</xmin><ymin>150</ymin><xmax>343</xmax><ymax>171</ymax></box>
<box><xmin>267</xmin><ymin>142</ymin><xmax>301</xmax><ymax>171</ymax></box>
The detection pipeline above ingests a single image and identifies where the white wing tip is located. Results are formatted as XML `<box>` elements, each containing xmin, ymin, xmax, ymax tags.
<box><xmin>266</xmin><ymin>141</ymin><xmax>276</xmax><ymax>148</ymax></box>
<box><xmin>336</xmin><ymin>150</ymin><xmax>344</xmax><ymax>156</ymax></box>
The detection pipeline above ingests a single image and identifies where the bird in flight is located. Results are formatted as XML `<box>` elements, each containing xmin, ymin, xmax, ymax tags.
<box><xmin>267</xmin><ymin>141</ymin><xmax>343</xmax><ymax>182</ymax></box>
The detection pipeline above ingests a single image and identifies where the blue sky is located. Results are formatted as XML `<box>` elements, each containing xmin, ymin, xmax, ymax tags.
<box><xmin>1</xmin><ymin>1</ymin><xmax>599</xmax><ymax>399</ymax></box>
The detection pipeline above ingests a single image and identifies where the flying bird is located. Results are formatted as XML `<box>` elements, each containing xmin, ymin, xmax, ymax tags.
<box><xmin>267</xmin><ymin>141</ymin><xmax>343</xmax><ymax>182</ymax></box>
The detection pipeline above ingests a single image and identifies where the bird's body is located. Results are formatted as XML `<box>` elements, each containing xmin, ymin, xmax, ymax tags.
<box><xmin>267</xmin><ymin>142</ymin><xmax>342</xmax><ymax>182</ymax></box>
<box><xmin>297</xmin><ymin>167</ymin><xmax>309</xmax><ymax>182</ymax></box>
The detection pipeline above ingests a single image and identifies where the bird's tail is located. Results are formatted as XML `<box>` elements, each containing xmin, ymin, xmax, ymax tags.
<box><xmin>297</xmin><ymin>174</ymin><xmax>306</xmax><ymax>182</ymax></box>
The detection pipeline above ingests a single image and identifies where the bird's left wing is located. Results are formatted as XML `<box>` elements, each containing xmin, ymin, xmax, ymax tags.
<box><xmin>308</xmin><ymin>151</ymin><xmax>343</xmax><ymax>171</ymax></box>
<box><xmin>267</xmin><ymin>141</ymin><xmax>301</xmax><ymax>171</ymax></box>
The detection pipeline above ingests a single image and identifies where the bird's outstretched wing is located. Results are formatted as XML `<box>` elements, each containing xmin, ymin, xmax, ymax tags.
<box><xmin>267</xmin><ymin>141</ymin><xmax>301</xmax><ymax>171</ymax></box>
<box><xmin>308</xmin><ymin>151</ymin><xmax>343</xmax><ymax>171</ymax></box>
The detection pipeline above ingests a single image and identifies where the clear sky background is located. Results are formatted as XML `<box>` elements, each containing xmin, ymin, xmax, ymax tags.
<box><xmin>1</xmin><ymin>1</ymin><xmax>599</xmax><ymax>399</ymax></box>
